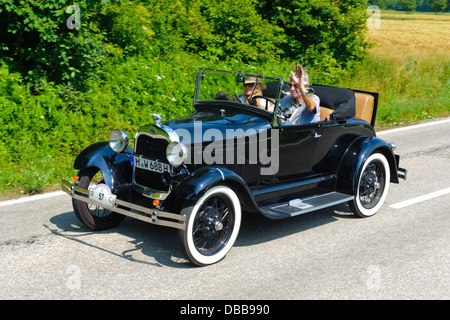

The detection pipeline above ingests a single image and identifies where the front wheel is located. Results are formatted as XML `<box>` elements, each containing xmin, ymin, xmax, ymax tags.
<box><xmin>177</xmin><ymin>186</ymin><xmax>242</xmax><ymax>266</ymax></box>
<box><xmin>72</xmin><ymin>167</ymin><xmax>125</xmax><ymax>230</ymax></box>
<box><xmin>349</xmin><ymin>153</ymin><xmax>390</xmax><ymax>218</ymax></box>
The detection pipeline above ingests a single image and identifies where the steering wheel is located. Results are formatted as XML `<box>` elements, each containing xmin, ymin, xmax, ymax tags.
<box><xmin>251</xmin><ymin>95</ymin><xmax>276</xmax><ymax>111</ymax></box>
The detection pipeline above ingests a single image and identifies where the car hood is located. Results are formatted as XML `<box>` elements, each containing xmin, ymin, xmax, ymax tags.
<box><xmin>156</xmin><ymin>111</ymin><xmax>272</xmax><ymax>144</ymax></box>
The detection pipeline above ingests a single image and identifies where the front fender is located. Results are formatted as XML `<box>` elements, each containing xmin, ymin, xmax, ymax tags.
<box><xmin>165</xmin><ymin>166</ymin><xmax>257</xmax><ymax>213</ymax></box>
<box><xmin>74</xmin><ymin>142</ymin><xmax>132</xmax><ymax>192</ymax></box>
<box><xmin>171</xmin><ymin>167</ymin><xmax>248</xmax><ymax>200</ymax></box>
<box><xmin>336</xmin><ymin>137</ymin><xmax>398</xmax><ymax>195</ymax></box>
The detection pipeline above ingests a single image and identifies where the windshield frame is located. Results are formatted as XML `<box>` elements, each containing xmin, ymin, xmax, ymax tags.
<box><xmin>193</xmin><ymin>68</ymin><xmax>285</xmax><ymax>124</ymax></box>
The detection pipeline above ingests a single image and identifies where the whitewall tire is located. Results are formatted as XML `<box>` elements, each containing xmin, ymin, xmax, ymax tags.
<box><xmin>349</xmin><ymin>153</ymin><xmax>390</xmax><ymax>217</ymax></box>
<box><xmin>177</xmin><ymin>186</ymin><xmax>241</xmax><ymax>266</ymax></box>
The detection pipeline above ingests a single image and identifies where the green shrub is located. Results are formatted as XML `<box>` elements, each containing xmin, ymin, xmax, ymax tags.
<box><xmin>0</xmin><ymin>0</ymin><xmax>375</xmax><ymax>196</ymax></box>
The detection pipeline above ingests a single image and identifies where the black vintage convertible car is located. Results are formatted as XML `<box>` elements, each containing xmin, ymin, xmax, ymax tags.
<box><xmin>62</xmin><ymin>68</ymin><xmax>406</xmax><ymax>266</ymax></box>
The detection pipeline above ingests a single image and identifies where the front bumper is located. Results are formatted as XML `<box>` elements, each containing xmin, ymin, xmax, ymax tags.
<box><xmin>61</xmin><ymin>178</ymin><xmax>186</xmax><ymax>230</ymax></box>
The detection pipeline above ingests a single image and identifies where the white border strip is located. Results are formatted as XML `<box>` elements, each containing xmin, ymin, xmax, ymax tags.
<box><xmin>377</xmin><ymin>118</ymin><xmax>450</xmax><ymax>136</ymax></box>
<box><xmin>389</xmin><ymin>187</ymin><xmax>450</xmax><ymax>209</ymax></box>
<box><xmin>0</xmin><ymin>191</ymin><xmax>65</xmax><ymax>208</ymax></box>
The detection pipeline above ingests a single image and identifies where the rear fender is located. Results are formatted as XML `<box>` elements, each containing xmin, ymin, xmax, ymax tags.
<box><xmin>336</xmin><ymin>137</ymin><xmax>398</xmax><ymax>195</ymax></box>
<box><xmin>74</xmin><ymin>142</ymin><xmax>132</xmax><ymax>192</ymax></box>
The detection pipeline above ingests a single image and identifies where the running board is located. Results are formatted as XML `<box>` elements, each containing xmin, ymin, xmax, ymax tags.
<box><xmin>263</xmin><ymin>192</ymin><xmax>354</xmax><ymax>218</ymax></box>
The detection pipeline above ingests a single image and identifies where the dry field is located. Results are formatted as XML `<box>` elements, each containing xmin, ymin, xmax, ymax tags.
<box><xmin>367</xmin><ymin>12</ymin><xmax>450</xmax><ymax>60</ymax></box>
<box><xmin>344</xmin><ymin>11</ymin><xmax>450</xmax><ymax>127</ymax></box>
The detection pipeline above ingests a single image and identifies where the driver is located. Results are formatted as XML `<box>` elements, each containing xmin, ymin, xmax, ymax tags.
<box><xmin>237</xmin><ymin>76</ymin><xmax>274</xmax><ymax>112</ymax></box>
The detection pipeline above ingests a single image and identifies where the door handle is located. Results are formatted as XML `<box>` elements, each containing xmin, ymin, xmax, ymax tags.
<box><xmin>313</xmin><ymin>132</ymin><xmax>322</xmax><ymax>138</ymax></box>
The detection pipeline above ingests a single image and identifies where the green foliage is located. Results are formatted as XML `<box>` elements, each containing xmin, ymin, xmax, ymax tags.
<box><xmin>0</xmin><ymin>0</ymin><xmax>121</xmax><ymax>90</ymax></box>
<box><xmin>256</xmin><ymin>0</ymin><xmax>370</xmax><ymax>82</ymax></box>
<box><xmin>396</xmin><ymin>0</ymin><xmax>418</xmax><ymax>11</ymax></box>
<box><xmin>183</xmin><ymin>0</ymin><xmax>286</xmax><ymax>63</ymax></box>
<box><xmin>0</xmin><ymin>0</ymin><xmax>385</xmax><ymax>196</ymax></box>
<box><xmin>428</xmin><ymin>0</ymin><xmax>448</xmax><ymax>11</ymax></box>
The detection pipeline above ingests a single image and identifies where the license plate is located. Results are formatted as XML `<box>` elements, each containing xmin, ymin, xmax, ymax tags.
<box><xmin>88</xmin><ymin>184</ymin><xmax>116</xmax><ymax>209</ymax></box>
<box><xmin>131</xmin><ymin>156</ymin><xmax>172</xmax><ymax>173</ymax></box>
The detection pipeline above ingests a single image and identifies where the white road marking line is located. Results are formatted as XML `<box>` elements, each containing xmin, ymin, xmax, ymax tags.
<box><xmin>377</xmin><ymin>118</ymin><xmax>450</xmax><ymax>136</ymax></box>
<box><xmin>389</xmin><ymin>187</ymin><xmax>450</xmax><ymax>209</ymax></box>
<box><xmin>0</xmin><ymin>191</ymin><xmax>66</xmax><ymax>208</ymax></box>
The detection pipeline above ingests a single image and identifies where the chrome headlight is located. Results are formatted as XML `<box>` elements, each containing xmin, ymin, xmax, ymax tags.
<box><xmin>166</xmin><ymin>141</ymin><xmax>188</xmax><ymax>167</ymax></box>
<box><xmin>109</xmin><ymin>129</ymin><xmax>130</xmax><ymax>153</ymax></box>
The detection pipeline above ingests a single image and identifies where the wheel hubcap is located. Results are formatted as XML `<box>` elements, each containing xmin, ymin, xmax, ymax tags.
<box><xmin>214</xmin><ymin>221</ymin><xmax>224</xmax><ymax>231</ymax></box>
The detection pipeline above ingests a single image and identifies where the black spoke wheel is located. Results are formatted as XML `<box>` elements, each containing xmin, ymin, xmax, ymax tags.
<box><xmin>72</xmin><ymin>167</ymin><xmax>125</xmax><ymax>230</ymax></box>
<box><xmin>178</xmin><ymin>186</ymin><xmax>241</xmax><ymax>266</ymax></box>
<box><xmin>349</xmin><ymin>153</ymin><xmax>390</xmax><ymax>217</ymax></box>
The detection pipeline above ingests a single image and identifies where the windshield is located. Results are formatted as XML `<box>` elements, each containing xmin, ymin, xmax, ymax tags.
<box><xmin>194</xmin><ymin>68</ymin><xmax>285</xmax><ymax>113</ymax></box>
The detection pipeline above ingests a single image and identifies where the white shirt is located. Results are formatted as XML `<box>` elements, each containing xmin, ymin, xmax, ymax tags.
<box><xmin>280</xmin><ymin>94</ymin><xmax>321</xmax><ymax>125</ymax></box>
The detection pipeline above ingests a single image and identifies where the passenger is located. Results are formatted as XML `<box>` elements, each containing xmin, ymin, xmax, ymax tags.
<box><xmin>237</xmin><ymin>76</ymin><xmax>274</xmax><ymax>112</ymax></box>
<box><xmin>280</xmin><ymin>65</ymin><xmax>320</xmax><ymax>125</ymax></box>
<box><xmin>214</xmin><ymin>92</ymin><xmax>231</xmax><ymax>100</ymax></box>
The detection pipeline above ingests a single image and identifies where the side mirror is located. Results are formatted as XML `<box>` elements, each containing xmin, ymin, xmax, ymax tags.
<box><xmin>304</xmin><ymin>87</ymin><xmax>315</xmax><ymax>97</ymax></box>
<box><xmin>277</xmin><ymin>108</ymin><xmax>292</xmax><ymax>122</ymax></box>
<box><xmin>283</xmin><ymin>108</ymin><xmax>292</xmax><ymax>118</ymax></box>
<box><xmin>236</xmin><ymin>71</ymin><xmax>245</xmax><ymax>84</ymax></box>
<box><xmin>277</xmin><ymin>108</ymin><xmax>293</xmax><ymax>125</ymax></box>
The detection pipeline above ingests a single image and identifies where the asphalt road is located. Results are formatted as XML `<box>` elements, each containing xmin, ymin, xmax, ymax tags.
<box><xmin>0</xmin><ymin>118</ymin><xmax>449</xmax><ymax>301</ymax></box>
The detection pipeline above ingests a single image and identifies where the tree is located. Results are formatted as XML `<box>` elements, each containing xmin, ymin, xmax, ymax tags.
<box><xmin>178</xmin><ymin>0</ymin><xmax>286</xmax><ymax>63</ymax></box>
<box><xmin>368</xmin><ymin>0</ymin><xmax>387</xmax><ymax>9</ymax></box>
<box><xmin>396</xmin><ymin>0</ymin><xmax>417</xmax><ymax>11</ymax></box>
<box><xmin>255</xmin><ymin>0</ymin><xmax>370</xmax><ymax>82</ymax></box>
<box><xmin>0</xmin><ymin>0</ymin><xmax>373</xmax><ymax>89</ymax></box>
<box><xmin>428</xmin><ymin>0</ymin><xmax>448</xmax><ymax>11</ymax></box>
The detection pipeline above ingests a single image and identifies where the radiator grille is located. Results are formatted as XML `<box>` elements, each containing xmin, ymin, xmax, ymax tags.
<box><xmin>134</xmin><ymin>133</ymin><xmax>170</xmax><ymax>192</ymax></box>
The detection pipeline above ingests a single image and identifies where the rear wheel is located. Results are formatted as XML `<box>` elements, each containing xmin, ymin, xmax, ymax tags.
<box><xmin>72</xmin><ymin>167</ymin><xmax>125</xmax><ymax>230</ymax></box>
<box><xmin>177</xmin><ymin>186</ymin><xmax>241</xmax><ymax>266</ymax></box>
<box><xmin>349</xmin><ymin>153</ymin><xmax>390</xmax><ymax>218</ymax></box>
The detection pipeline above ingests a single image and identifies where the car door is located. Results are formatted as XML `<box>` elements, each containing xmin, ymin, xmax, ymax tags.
<box><xmin>274</xmin><ymin>122</ymin><xmax>325</xmax><ymax>181</ymax></box>
<box><xmin>249</xmin><ymin>122</ymin><xmax>327</xmax><ymax>203</ymax></box>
